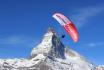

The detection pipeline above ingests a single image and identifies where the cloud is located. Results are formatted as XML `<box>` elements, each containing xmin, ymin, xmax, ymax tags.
<box><xmin>81</xmin><ymin>42</ymin><xmax>104</xmax><ymax>48</ymax></box>
<box><xmin>71</xmin><ymin>4</ymin><xmax>104</xmax><ymax>28</ymax></box>
<box><xmin>0</xmin><ymin>36</ymin><xmax>39</xmax><ymax>47</ymax></box>
<box><xmin>0</xmin><ymin>36</ymin><xmax>24</xmax><ymax>45</ymax></box>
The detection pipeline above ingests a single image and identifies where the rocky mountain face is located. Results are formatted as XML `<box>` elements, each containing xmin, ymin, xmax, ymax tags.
<box><xmin>95</xmin><ymin>66</ymin><xmax>104</xmax><ymax>70</ymax></box>
<box><xmin>0</xmin><ymin>28</ymin><xmax>103</xmax><ymax>70</ymax></box>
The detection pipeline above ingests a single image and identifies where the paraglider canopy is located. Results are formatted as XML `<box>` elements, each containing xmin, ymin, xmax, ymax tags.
<box><xmin>53</xmin><ymin>13</ymin><xmax>78</xmax><ymax>42</ymax></box>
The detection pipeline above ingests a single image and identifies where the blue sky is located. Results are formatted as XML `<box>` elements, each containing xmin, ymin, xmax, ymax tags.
<box><xmin>0</xmin><ymin>0</ymin><xmax>104</xmax><ymax>65</ymax></box>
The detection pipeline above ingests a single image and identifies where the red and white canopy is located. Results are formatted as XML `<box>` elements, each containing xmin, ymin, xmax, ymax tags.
<box><xmin>53</xmin><ymin>13</ymin><xmax>78</xmax><ymax>42</ymax></box>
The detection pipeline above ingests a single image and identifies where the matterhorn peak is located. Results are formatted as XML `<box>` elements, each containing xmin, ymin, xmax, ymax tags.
<box><xmin>47</xmin><ymin>27</ymin><xmax>56</xmax><ymax>34</ymax></box>
<box><xmin>30</xmin><ymin>27</ymin><xmax>65</xmax><ymax>59</ymax></box>
<box><xmin>30</xmin><ymin>28</ymin><xmax>95</xmax><ymax>70</ymax></box>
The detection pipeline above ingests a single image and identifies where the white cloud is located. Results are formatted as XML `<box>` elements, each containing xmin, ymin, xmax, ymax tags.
<box><xmin>71</xmin><ymin>5</ymin><xmax>104</xmax><ymax>28</ymax></box>
<box><xmin>0</xmin><ymin>36</ymin><xmax>39</xmax><ymax>47</ymax></box>
<box><xmin>0</xmin><ymin>36</ymin><xmax>24</xmax><ymax>45</ymax></box>
<box><xmin>82</xmin><ymin>42</ymin><xmax>104</xmax><ymax>48</ymax></box>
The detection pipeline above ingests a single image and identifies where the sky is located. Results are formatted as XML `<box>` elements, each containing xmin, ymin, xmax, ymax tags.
<box><xmin>0</xmin><ymin>0</ymin><xmax>104</xmax><ymax>65</ymax></box>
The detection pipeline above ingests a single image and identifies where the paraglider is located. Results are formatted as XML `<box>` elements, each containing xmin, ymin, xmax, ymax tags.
<box><xmin>61</xmin><ymin>34</ymin><xmax>65</xmax><ymax>38</ymax></box>
<box><xmin>52</xmin><ymin>13</ymin><xmax>78</xmax><ymax>42</ymax></box>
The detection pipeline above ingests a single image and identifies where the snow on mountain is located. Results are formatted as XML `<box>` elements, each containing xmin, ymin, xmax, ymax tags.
<box><xmin>95</xmin><ymin>66</ymin><xmax>104</xmax><ymax>70</ymax></box>
<box><xmin>0</xmin><ymin>28</ymin><xmax>102</xmax><ymax>70</ymax></box>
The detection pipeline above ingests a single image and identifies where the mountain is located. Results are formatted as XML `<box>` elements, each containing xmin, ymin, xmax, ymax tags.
<box><xmin>0</xmin><ymin>28</ymin><xmax>103</xmax><ymax>70</ymax></box>
<box><xmin>95</xmin><ymin>66</ymin><xmax>104</xmax><ymax>70</ymax></box>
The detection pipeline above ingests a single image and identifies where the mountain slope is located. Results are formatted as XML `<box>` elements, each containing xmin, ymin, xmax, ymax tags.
<box><xmin>0</xmin><ymin>28</ymin><xmax>102</xmax><ymax>70</ymax></box>
<box><xmin>96</xmin><ymin>66</ymin><xmax>104</xmax><ymax>70</ymax></box>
